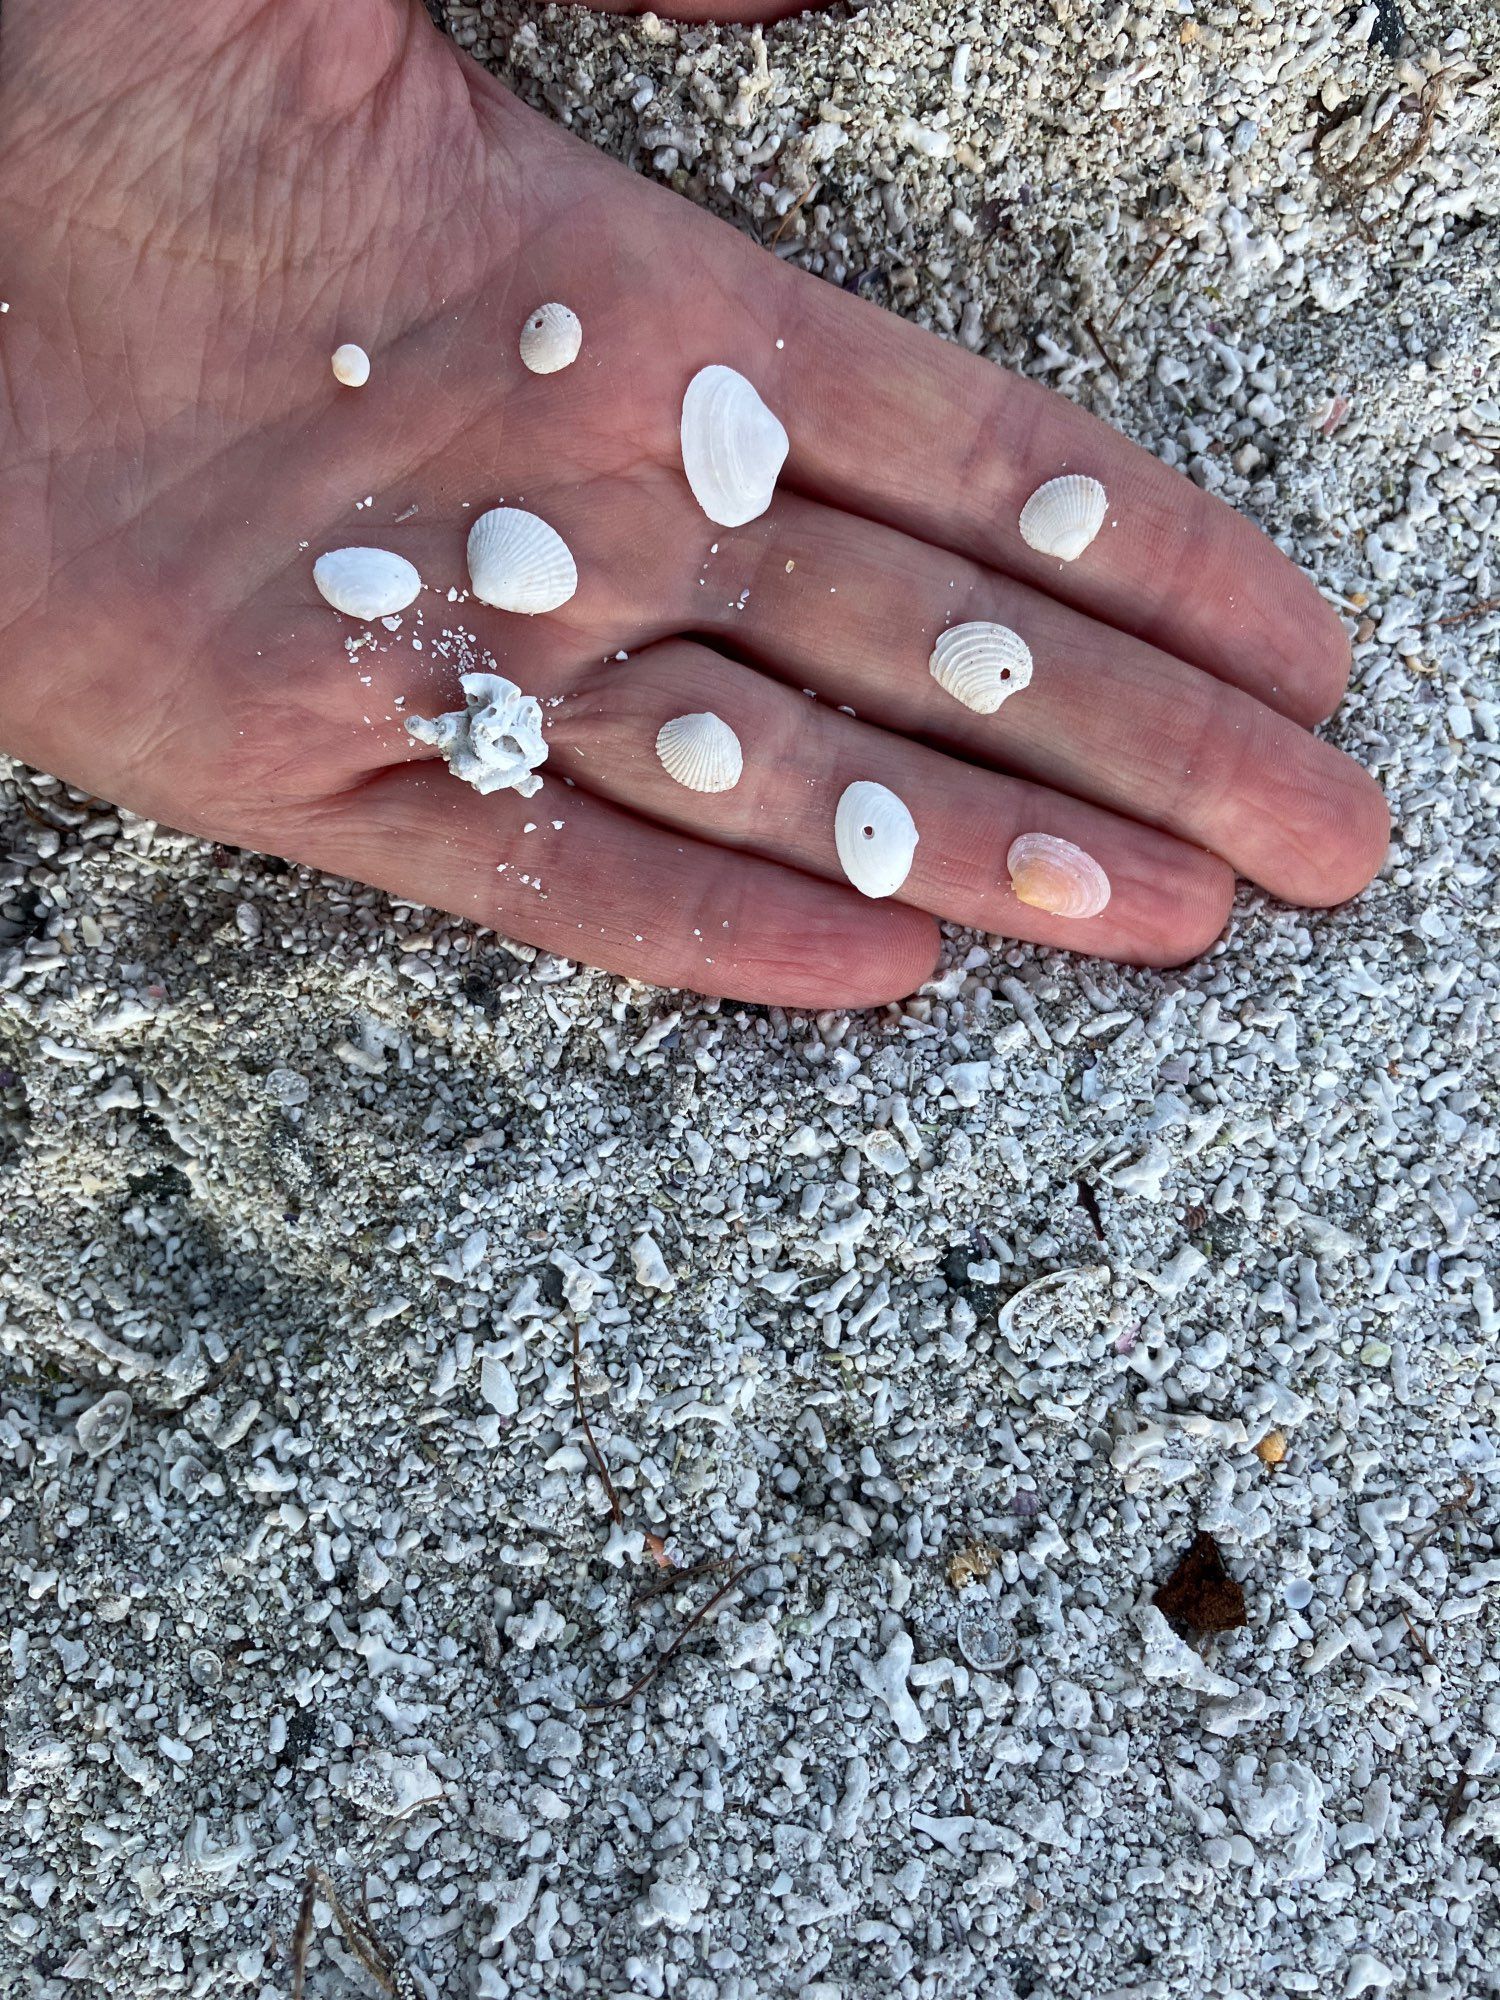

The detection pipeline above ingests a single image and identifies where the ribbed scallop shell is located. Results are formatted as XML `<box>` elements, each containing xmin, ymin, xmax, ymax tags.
<box><xmin>313</xmin><ymin>546</ymin><xmax>421</xmax><ymax>620</ymax></box>
<box><xmin>1006</xmin><ymin>832</ymin><xmax>1111</xmax><ymax>919</ymax></box>
<box><xmin>655</xmin><ymin>712</ymin><xmax>743</xmax><ymax>793</ymax></box>
<box><xmin>331</xmin><ymin>342</ymin><xmax>370</xmax><ymax>387</ymax></box>
<box><xmin>835</xmin><ymin>781</ymin><xmax>919</xmax><ymax>899</ymax></box>
<box><xmin>929</xmin><ymin>622</ymin><xmax>1034</xmax><ymax>714</ymax></box>
<box><xmin>680</xmin><ymin>365</ymin><xmax>789</xmax><ymax>527</ymax></box>
<box><xmin>467</xmin><ymin>507</ymin><xmax>578</xmax><ymax>614</ymax></box>
<box><xmin>519</xmin><ymin>302</ymin><xmax>582</xmax><ymax>376</ymax></box>
<box><xmin>1018</xmin><ymin>474</ymin><xmax>1108</xmax><ymax>561</ymax></box>
<box><xmin>76</xmin><ymin>1390</ymin><xmax>133</xmax><ymax>1458</ymax></box>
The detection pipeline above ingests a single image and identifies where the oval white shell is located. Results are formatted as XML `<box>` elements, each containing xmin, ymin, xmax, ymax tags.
<box><xmin>1018</xmin><ymin>474</ymin><xmax>1108</xmax><ymax>562</ymax></box>
<box><xmin>467</xmin><ymin>507</ymin><xmax>578</xmax><ymax>615</ymax></box>
<box><xmin>655</xmin><ymin>712</ymin><xmax>743</xmax><ymax>793</ymax></box>
<box><xmin>519</xmin><ymin>302</ymin><xmax>582</xmax><ymax>375</ymax></box>
<box><xmin>77</xmin><ymin>1389</ymin><xmax>132</xmax><ymax>1458</ymax></box>
<box><xmin>835</xmin><ymin>781</ymin><xmax>919</xmax><ymax>899</ymax></box>
<box><xmin>313</xmin><ymin>546</ymin><xmax>421</xmax><ymax>620</ymax></box>
<box><xmin>680</xmin><ymin>365</ymin><xmax>789</xmax><ymax>527</ymax></box>
<box><xmin>331</xmin><ymin>342</ymin><xmax>371</xmax><ymax>387</ymax></box>
<box><xmin>1006</xmin><ymin>831</ymin><xmax>1111</xmax><ymax>918</ymax></box>
<box><xmin>929</xmin><ymin>622</ymin><xmax>1034</xmax><ymax>714</ymax></box>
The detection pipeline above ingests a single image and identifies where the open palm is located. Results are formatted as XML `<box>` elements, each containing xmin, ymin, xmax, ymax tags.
<box><xmin>0</xmin><ymin>0</ymin><xmax>1387</xmax><ymax>1006</ymax></box>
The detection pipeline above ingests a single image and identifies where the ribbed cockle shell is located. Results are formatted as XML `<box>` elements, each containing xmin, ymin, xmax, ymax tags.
<box><xmin>655</xmin><ymin>712</ymin><xmax>743</xmax><ymax>793</ymax></box>
<box><xmin>929</xmin><ymin>622</ymin><xmax>1034</xmax><ymax>714</ymax></box>
<box><xmin>519</xmin><ymin>303</ymin><xmax>582</xmax><ymax>376</ymax></box>
<box><xmin>1006</xmin><ymin>832</ymin><xmax>1111</xmax><ymax>918</ymax></box>
<box><xmin>680</xmin><ymin>365</ymin><xmax>789</xmax><ymax>528</ymax></box>
<box><xmin>313</xmin><ymin>547</ymin><xmax>421</xmax><ymax>620</ymax></box>
<box><xmin>1018</xmin><ymin>474</ymin><xmax>1108</xmax><ymax>562</ymax></box>
<box><xmin>467</xmin><ymin>507</ymin><xmax>578</xmax><ymax>615</ymax></box>
<box><xmin>835</xmin><ymin>781</ymin><xmax>919</xmax><ymax>899</ymax></box>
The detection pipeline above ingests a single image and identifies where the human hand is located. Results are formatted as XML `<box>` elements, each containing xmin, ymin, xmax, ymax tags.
<box><xmin>0</xmin><ymin>0</ymin><xmax>1387</xmax><ymax>1007</ymax></box>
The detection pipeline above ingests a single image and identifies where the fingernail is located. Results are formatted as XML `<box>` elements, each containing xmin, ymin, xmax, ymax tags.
<box><xmin>1006</xmin><ymin>832</ymin><xmax>1112</xmax><ymax>919</ymax></box>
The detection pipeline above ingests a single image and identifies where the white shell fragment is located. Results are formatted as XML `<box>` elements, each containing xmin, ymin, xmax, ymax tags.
<box><xmin>519</xmin><ymin>302</ymin><xmax>582</xmax><ymax>375</ymax></box>
<box><xmin>76</xmin><ymin>1390</ymin><xmax>133</xmax><ymax>1458</ymax></box>
<box><xmin>655</xmin><ymin>712</ymin><xmax>743</xmax><ymax>793</ymax></box>
<box><xmin>467</xmin><ymin>507</ymin><xmax>578</xmax><ymax>615</ymax></box>
<box><xmin>929</xmin><ymin>621</ymin><xmax>1034</xmax><ymax>714</ymax></box>
<box><xmin>835</xmin><ymin>781</ymin><xmax>919</xmax><ymax>899</ymax></box>
<box><xmin>1018</xmin><ymin>474</ymin><xmax>1108</xmax><ymax>561</ymax></box>
<box><xmin>331</xmin><ymin>342</ymin><xmax>371</xmax><ymax>388</ymax></box>
<box><xmin>680</xmin><ymin>364</ymin><xmax>789</xmax><ymax>527</ymax></box>
<box><xmin>313</xmin><ymin>547</ymin><xmax>421</xmax><ymax>621</ymax></box>
<box><xmin>405</xmin><ymin>671</ymin><xmax>549</xmax><ymax>798</ymax></box>
<box><xmin>1006</xmin><ymin>831</ymin><xmax>1112</xmax><ymax>919</ymax></box>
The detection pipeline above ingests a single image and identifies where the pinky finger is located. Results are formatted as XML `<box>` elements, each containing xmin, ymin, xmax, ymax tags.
<box><xmin>282</xmin><ymin>762</ymin><xmax>941</xmax><ymax>1008</ymax></box>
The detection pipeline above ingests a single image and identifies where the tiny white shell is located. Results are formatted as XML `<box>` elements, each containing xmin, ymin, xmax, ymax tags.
<box><xmin>835</xmin><ymin>781</ymin><xmax>919</xmax><ymax>899</ymax></box>
<box><xmin>1018</xmin><ymin>474</ymin><xmax>1108</xmax><ymax>561</ymax></box>
<box><xmin>313</xmin><ymin>546</ymin><xmax>421</xmax><ymax>621</ymax></box>
<box><xmin>519</xmin><ymin>302</ymin><xmax>582</xmax><ymax>375</ymax></box>
<box><xmin>77</xmin><ymin>1390</ymin><xmax>133</xmax><ymax>1458</ymax></box>
<box><xmin>467</xmin><ymin>507</ymin><xmax>578</xmax><ymax>615</ymax></box>
<box><xmin>1006</xmin><ymin>832</ymin><xmax>1111</xmax><ymax>919</ymax></box>
<box><xmin>680</xmin><ymin>364</ymin><xmax>789</xmax><ymax>527</ymax></box>
<box><xmin>929</xmin><ymin>622</ymin><xmax>1034</xmax><ymax>714</ymax></box>
<box><xmin>331</xmin><ymin>342</ymin><xmax>371</xmax><ymax>387</ymax></box>
<box><xmin>655</xmin><ymin>712</ymin><xmax>743</xmax><ymax>793</ymax></box>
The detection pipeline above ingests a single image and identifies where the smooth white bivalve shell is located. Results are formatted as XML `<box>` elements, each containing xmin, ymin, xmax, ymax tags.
<box><xmin>519</xmin><ymin>303</ymin><xmax>582</xmax><ymax>375</ymax></box>
<box><xmin>1018</xmin><ymin>474</ymin><xmax>1108</xmax><ymax>561</ymax></box>
<box><xmin>467</xmin><ymin>507</ymin><xmax>578</xmax><ymax>615</ymax></box>
<box><xmin>655</xmin><ymin>712</ymin><xmax>743</xmax><ymax>793</ymax></box>
<box><xmin>405</xmin><ymin>672</ymin><xmax>548</xmax><ymax>798</ymax></box>
<box><xmin>331</xmin><ymin>343</ymin><xmax>371</xmax><ymax>388</ymax></box>
<box><xmin>313</xmin><ymin>547</ymin><xmax>421</xmax><ymax>621</ymax></box>
<box><xmin>1006</xmin><ymin>832</ymin><xmax>1111</xmax><ymax>918</ymax></box>
<box><xmin>680</xmin><ymin>364</ymin><xmax>789</xmax><ymax>527</ymax></box>
<box><xmin>835</xmin><ymin>781</ymin><xmax>919</xmax><ymax>899</ymax></box>
<box><xmin>929</xmin><ymin>621</ymin><xmax>1034</xmax><ymax>714</ymax></box>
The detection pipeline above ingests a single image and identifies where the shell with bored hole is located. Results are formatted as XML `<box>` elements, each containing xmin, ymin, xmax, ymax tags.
<box><xmin>929</xmin><ymin>622</ymin><xmax>1034</xmax><ymax>714</ymax></box>
<box><xmin>313</xmin><ymin>547</ymin><xmax>421</xmax><ymax>621</ymax></box>
<box><xmin>467</xmin><ymin>507</ymin><xmax>578</xmax><ymax>614</ymax></box>
<box><xmin>655</xmin><ymin>712</ymin><xmax>743</xmax><ymax>793</ymax></box>
<box><xmin>1006</xmin><ymin>831</ymin><xmax>1112</xmax><ymax>918</ymax></box>
<box><xmin>835</xmin><ymin>780</ymin><xmax>919</xmax><ymax>898</ymax></box>
<box><xmin>519</xmin><ymin>303</ymin><xmax>582</xmax><ymax>376</ymax></box>
<box><xmin>680</xmin><ymin>364</ymin><xmax>789</xmax><ymax>527</ymax></box>
<box><xmin>1018</xmin><ymin>474</ymin><xmax>1108</xmax><ymax>562</ymax></box>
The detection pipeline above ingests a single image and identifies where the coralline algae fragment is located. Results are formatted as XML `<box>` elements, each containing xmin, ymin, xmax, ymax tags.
<box><xmin>404</xmin><ymin>672</ymin><xmax>548</xmax><ymax>797</ymax></box>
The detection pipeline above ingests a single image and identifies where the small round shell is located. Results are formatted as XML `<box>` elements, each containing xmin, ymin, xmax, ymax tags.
<box><xmin>835</xmin><ymin>781</ymin><xmax>919</xmax><ymax>899</ymax></box>
<box><xmin>680</xmin><ymin>365</ymin><xmax>789</xmax><ymax>528</ymax></box>
<box><xmin>655</xmin><ymin>712</ymin><xmax>743</xmax><ymax>793</ymax></box>
<box><xmin>331</xmin><ymin>342</ymin><xmax>371</xmax><ymax>388</ymax></box>
<box><xmin>519</xmin><ymin>303</ymin><xmax>582</xmax><ymax>376</ymax></box>
<box><xmin>1006</xmin><ymin>832</ymin><xmax>1111</xmax><ymax>919</ymax></box>
<box><xmin>929</xmin><ymin>622</ymin><xmax>1034</xmax><ymax>714</ymax></box>
<box><xmin>1018</xmin><ymin>474</ymin><xmax>1108</xmax><ymax>562</ymax></box>
<box><xmin>76</xmin><ymin>1390</ymin><xmax>132</xmax><ymax>1458</ymax></box>
<box><xmin>467</xmin><ymin>507</ymin><xmax>578</xmax><ymax>615</ymax></box>
<box><xmin>313</xmin><ymin>547</ymin><xmax>421</xmax><ymax>621</ymax></box>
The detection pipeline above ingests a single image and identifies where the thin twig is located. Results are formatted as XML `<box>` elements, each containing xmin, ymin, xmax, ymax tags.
<box><xmin>1436</xmin><ymin>598</ymin><xmax>1500</xmax><ymax>627</ymax></box>
<box><xmin>582</xmin><ymin>1565</ymin><xmax>749</xmax><ymax>1712</ymax></box>
<box><xmin>291</xmin><ymin>1872</ymin><xmax>317</xmax><ymax>2000</ymax></box>
<box><xmin>571</xmin><ymin>1320</ymin><xmax>623</xmax><ymax>1528</ymax></box>
<box><xmin>630</xmin><ymin>1553</ymin><xmax>729</xmax><ymax>1608</ymax></box>
<box><xmin>1400</xmin><ymin>1607</ymin><xmax>1436</xmax><ymax>1666</ymax></box>
<box><xmin>1083</xmin><ymin>315</ymin><xmax>1121</xmax><ymax>381</ymax></box>
<box><xmin>770</xmin><ymin>181</ymin><xmax>818</xmax><ymax>251</ymax></box>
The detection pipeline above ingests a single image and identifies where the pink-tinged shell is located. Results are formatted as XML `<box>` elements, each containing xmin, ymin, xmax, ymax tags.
<box><xmin>1006</xmin><ymin>832</ymin><xmax>1111</xmax><ymax>919</ymax></box>
<box><xmin>1018</xmin><ymin>475</ymin><xmax>1108</xmax><ymax>561</ymax></box>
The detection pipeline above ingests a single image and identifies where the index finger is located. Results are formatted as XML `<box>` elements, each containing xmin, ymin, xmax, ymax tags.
<box><xmin>767</xmin><ymin>268</ymin><xmax>1350</xmax><ymax>729</ymax></box>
